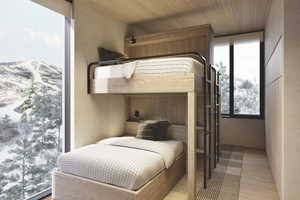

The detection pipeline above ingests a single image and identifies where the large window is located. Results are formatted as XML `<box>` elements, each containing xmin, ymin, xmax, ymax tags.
<box><xmin>213</xmin><ymin>34</ymin><xmax>264</xmax><ymax>119</ymax></box>
<box><xmin>214</xmin><ymin>44</ymin><xmax>230</xmax><ymax>114</ymax></box>
<box><xmin>234</xmin><ymin>41</ymin><xmax>261</xmax><ymax>115</ymax></box>
<box><xmin>0</xmin><ymin>0</ymin><xmax>69</xmax><ymax>199</ymax></box>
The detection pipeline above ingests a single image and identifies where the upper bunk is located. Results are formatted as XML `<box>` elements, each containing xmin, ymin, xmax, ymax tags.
<box><xmin>88</xmin><ymin>24</ymin><xmax>215</xmax><ymax>95</ymax></box>
<box><xmin>88</xmin><ymin>52</ymin><xmax>209</xmax><ymax>95</ymax></box>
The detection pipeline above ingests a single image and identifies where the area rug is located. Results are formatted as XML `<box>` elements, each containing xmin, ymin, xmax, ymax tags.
<box><xmin>164</xmin><ymin>145</ymin><xmax>244</xmax><ymax>200</ymax></box>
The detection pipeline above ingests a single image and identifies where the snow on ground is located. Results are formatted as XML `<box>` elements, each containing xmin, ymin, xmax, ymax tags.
<box><xmin>0</xmin><ymin>99</ymin><xmax>24</xmax><ymax>121</ymax></box>
<box><xmin>0</xmin><ymin>143</ymin><xmax>14</xmax><ymax>163</ymax></box>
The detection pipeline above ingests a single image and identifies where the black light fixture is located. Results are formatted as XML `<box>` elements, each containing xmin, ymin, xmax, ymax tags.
<box><xmin>129</xmin><ymin>35</ymin><xmax>136</xmax><ymax>44</ymax></box>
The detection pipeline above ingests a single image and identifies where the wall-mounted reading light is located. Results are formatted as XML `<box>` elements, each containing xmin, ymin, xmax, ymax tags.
<box><xmin>129</xmin><ymin>35</ymin><xmax>136</xmax><ymax>44</ymax></box>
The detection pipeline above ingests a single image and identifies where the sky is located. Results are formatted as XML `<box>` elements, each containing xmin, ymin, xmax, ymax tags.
<box><xmin>0</xmin><ymin>0</ymin><xmax>65</xmax><ymax>67</ymax></box>
<box><xmin>214</xmin><ymin>41</ymin><xmax>260</xmax><ymax>83</ymax></box>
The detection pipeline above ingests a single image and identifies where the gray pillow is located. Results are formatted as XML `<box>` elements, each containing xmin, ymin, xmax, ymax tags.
<box><xmin>136</xmin><ymin>120</ymin><xmax>170</xmax><ymax>141</ymax></box>
<box><xmin>156</xmin><ymin>121</ymin><xmax>170</xmax><ymax>141</ymax></box>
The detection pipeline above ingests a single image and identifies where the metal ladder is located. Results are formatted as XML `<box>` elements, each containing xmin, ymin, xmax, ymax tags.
<box><xmin>216</xmin><ymin>72</ymin><xmax>220</xmax><ymax>163</ymax></box>
<box><xmin>197</xmin><ymin>63</ymin><xmax>212</xmax><ymax>189</ymax></box>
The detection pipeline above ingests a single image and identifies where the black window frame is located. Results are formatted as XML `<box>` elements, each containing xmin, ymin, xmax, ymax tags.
<box><xmin>219</xmin><ymin>41</ymin><xmax>265</xmax><ymax>120</ymax></box>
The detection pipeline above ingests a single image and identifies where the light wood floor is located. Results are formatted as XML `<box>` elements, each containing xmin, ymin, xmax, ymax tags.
<box><xmin>239</xmin><ymin>149</ymin><xmax>279</xmax><ymax>200</ymax></box>
<box><xmin>43</xmin><ymin>148</ymin><xmax>279</xmax><ymax>200</ymax></box>
<box><xmin>163</xmin><ymin>148</ymin><xmax>279</xmax><ymax>200</ymax></box>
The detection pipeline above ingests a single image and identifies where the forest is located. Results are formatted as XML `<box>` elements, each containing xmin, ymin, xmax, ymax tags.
<box><xmin>0</xmin><ymin>61</ymin><xmax>62</xmax><ymax>200</ymax></box>
<box><xmin>216</xmin><ymin>61</ymin><xmax>259</xmax><ymax>115</ymax></box>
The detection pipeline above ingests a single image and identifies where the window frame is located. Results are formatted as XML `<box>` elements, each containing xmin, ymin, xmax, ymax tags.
<box><xmin>219</xmin><ymin>41</ymin><xmax>265</xmax><ymax>120</ymax></box>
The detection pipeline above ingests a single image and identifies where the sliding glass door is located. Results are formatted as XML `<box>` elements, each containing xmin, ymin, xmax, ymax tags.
<box><xmin>0</xmin><ymin>0</ymin><xmax>68</xmax><ymax>199</ymax></box>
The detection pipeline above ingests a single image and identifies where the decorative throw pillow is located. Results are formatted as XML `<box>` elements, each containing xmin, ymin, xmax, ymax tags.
<box><xmin>136</xmin><ymin>120</ymin><xmax>170</xmax><ymax>141</ymax></box>
<box><xmin>98</xmin><ymin>47</ymin><xmax>124</xmax><ymax>61</ymax></box>
<box><xmin>155</xmin><ymin>121</ymin><xmax>170</xmax><ymax>141</ymax></box>
<box><xmin>136</xmin><ymin>120</ymin><xmax>156</xmax><ymax>140</ymax></box>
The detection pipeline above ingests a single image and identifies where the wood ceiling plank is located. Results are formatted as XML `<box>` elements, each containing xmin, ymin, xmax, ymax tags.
<box><xmin>91</xmin><ymin>0</ymin><xmax>271</xmax><ymax>35</ymax></box>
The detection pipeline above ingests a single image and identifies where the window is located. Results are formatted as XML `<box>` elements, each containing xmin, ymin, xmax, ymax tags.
<box><xmin>214</xmin><ymin>44</ymin><xmax>230</xmax><ymax>114</ymax></box>
<box><xmin>0</xmin><ymin>0</ymin><xmax>70</xmax><ymax>199</ymax></box>
<box><xmin>234</xmin><ymin>41</ymin><xmax>260</xmax><ymax>115</ymax></box>
<box><xmin>213</xmin><ymin>34</ymin><xmax>264</xmax><ymax>119</ymax></box>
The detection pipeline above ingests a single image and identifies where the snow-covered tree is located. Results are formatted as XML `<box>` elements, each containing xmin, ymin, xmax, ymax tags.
<box><xmin>216</xmin><ymin>61</ymin><xmax>260</xmax><ymax>115</ymax></box>
<box><xmin>215</xmin><ymin>61</ymin><xmax>230</xmax><ymax>114</ymax></box>
<box><xmin>1</xmin><ymin>80</ymin><xmax>62</xmax><ymax>199</ymax></box>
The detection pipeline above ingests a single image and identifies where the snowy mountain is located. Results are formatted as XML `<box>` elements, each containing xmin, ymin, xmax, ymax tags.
<box><xmin>0</xmin><ymin>61</ymin><xmax>62</xmax><ymax>120</ymax></box>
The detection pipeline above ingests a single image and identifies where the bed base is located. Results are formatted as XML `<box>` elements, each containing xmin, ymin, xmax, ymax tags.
<box><xmin>52</xmin><ymin>153</ymin><xmax>186</xmax><ymax>200</ymax></box>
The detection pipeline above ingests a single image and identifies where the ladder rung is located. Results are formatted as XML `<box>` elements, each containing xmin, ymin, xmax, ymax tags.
<box><xmin>206</xmin><ymin>80</ymin><xmax>212</xmax><ymax>84</ymax></box>
<box><xmin>206</xmin><ymin>105</ymin><xmax>212</xmax><ymax>108</ymax></box>
<box><xmin>196</xmin><ymin>126</ymin><xmax>204</xmax><ymax>130</ymax></box>
<box><xmin>198</xmin><ymin>153</ymin><xmax>214</xmax><ymax>159</ymax></box>
<box><xmin>197</xmin><ymin>148</ymin><xmax>204</xmax><ymax>154</ymax></box>
<box><xmin>196</xmin><ymin>130</ymin><xmax>210</xmax><ymax>135</ymax></box>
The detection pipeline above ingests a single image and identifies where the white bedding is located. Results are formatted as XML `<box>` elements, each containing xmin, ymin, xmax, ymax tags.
<box><xmin>57</xmin><ymin>137</ymin><xmax>183</xmax><ymax>190</ymax></box>
<box><xmin>94</xmin><ymin>57</ymin><xmax>203</xmax><ymax>79</ymax></box>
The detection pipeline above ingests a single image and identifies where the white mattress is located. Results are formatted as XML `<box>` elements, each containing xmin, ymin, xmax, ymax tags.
<box><xmin>94</xmin><ymin>57</ymin><xmax>203</xmax><ymax>79</ymax></box>
<box><xmin>57</xmin><ymin>137</ymin><xmax>183</xmax><ymax>190</ymax></box>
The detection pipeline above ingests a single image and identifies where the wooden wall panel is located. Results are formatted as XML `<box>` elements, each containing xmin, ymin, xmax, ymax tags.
<box><xmin>125</xmin><ymin>24</ymin><xmax>213</xmax><ymax>61</ymax></box>
<box><xmin>125</xmin><ymin>25</ymin><xmax>213</xmax><ymax>129</ymax></box>
<box><xmin>127</xmin><ymin>37</ymin><xmax>207</xmax><ymax>59</ymax></box>
<box><xmin>128</xmin><ymin>95</ymin><xmax>204</xmax><ymax>126</ymax></box>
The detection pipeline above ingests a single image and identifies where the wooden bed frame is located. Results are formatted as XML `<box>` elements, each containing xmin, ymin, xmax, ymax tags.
<box><xmin>90</xmin><ymin>73</ymin><xmax>203</xmax><ymax>94</ymax></box>
<box><xmin>52</xmin><ymin>152</ymin><xmax>185</xmax><ymax>200</ymax></box>
<box><xmin>85</xmin><ymin>52</ymin><xmax>208</xmax><ymax>200</ymax></box>
<box><xmin>53</xmin><ymin>25</ymin><xmax>219</xmax><ymax>200</ymax></box>
<box><xmin>87</xmin><ymin>52</ymin><xmax>205</xmax><ymax>94</ymax></box>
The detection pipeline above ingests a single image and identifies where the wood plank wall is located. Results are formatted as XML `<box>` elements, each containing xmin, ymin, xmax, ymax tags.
<box><xmin>125</xmin><ymin>24</ymin><xmax>212</xmax><ymax>61</ymax></box>
<box><xmin>125</xmin><ymin>24</ymin><xmax>213</xmax><ymax>126</ymax></box>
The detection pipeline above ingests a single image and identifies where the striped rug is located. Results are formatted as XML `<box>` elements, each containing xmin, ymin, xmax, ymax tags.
<box><xmin>164</xmin><ymin>145</ymin><xmax>244</xmax><ymax>200</ymax></box>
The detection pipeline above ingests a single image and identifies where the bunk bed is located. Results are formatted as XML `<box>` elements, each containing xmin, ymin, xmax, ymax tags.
<box><xmin>53</xmin><ymin>25</ymin><xmax>220</xmax><ymax>200</ymax></box>
<box><xmin>53</xmin><ymin>51</ymin><xmax>220</xmax><ymax>200</ymax></box>
<box><xmin>87</xmin><ymin>53</ymin><xmax>204</xmax><ymax>94</ymax></box>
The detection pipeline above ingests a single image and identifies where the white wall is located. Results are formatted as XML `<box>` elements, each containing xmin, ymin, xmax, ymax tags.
<box><xmin>283</xmin><ymin>0</ymin><xmax>300</xmax><ymax>199</ymax></box>
<box><xmin>72</xmin><ymin>0</ymin><xmax>128</xmax><ymax>149</ymax></box>
<box><xmin>220</xmin><ymin>118</ymin><xmax>265</xmax><ymax>149</ymax></box>
<box><xmin>265</xmin><ymin>0</ymin><xmax>284</xmax><ymax>197</ymax></box>
<box><xmin>265</xmin><ymin>0</ymin><xmax>300</xmax><ymax>199</ymax></box>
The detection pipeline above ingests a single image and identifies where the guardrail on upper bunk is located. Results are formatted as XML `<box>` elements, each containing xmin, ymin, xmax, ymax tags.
<box><xmin>87</xmin><ymin>52</ymin><xmax>207</xmax><ymax>94</ymax></box>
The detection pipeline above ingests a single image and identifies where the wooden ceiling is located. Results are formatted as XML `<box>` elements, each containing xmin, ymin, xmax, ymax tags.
<box><xmin>91</xmin><ymin>0</ymin><xmax>272</xmax><ymax>35</ymax></box>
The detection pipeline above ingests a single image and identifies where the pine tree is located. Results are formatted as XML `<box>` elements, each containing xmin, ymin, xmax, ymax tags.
<box><xmin>0</xmin><ymin>114</ymin><xmax>18</xmax><ymax>143</ymax></box>
<box><xmin>216</xmin><ymin>61</ymin><xmax>259</xmax><ymax>115</ymax></box>
<box><xmin>28</xmin><ymin>84</ymin><xmax>62</xmax><ymax>188</ymax></box>
<box><xmin>1</xmin><ymin>63</ymin><xmax>63</xmax><ymax>199</ymax></box>
<box><xmin>216</xmin><ymin>61</ymin><xmax>230</xmax><ymax>114</ymax></box>
<box><xmin>0</xmin><ymin>164</ymin><xmax>9</xmax><ymax>198</ymax></box>
<box><xmin>0</xmin><ymin>114</ymin><xmax>13</xmax><ymax>129</ymax></box>
<box><xmin>1</xmin><ymin>123</ymin><xmax>36</xmax><ymax>199</ymax></box>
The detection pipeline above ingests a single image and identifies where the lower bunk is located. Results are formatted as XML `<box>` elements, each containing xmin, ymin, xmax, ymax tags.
<box><xmin>52</xmin><ymin>137</ymin><xmax>186</xmax><ymax>200</ymax></box>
